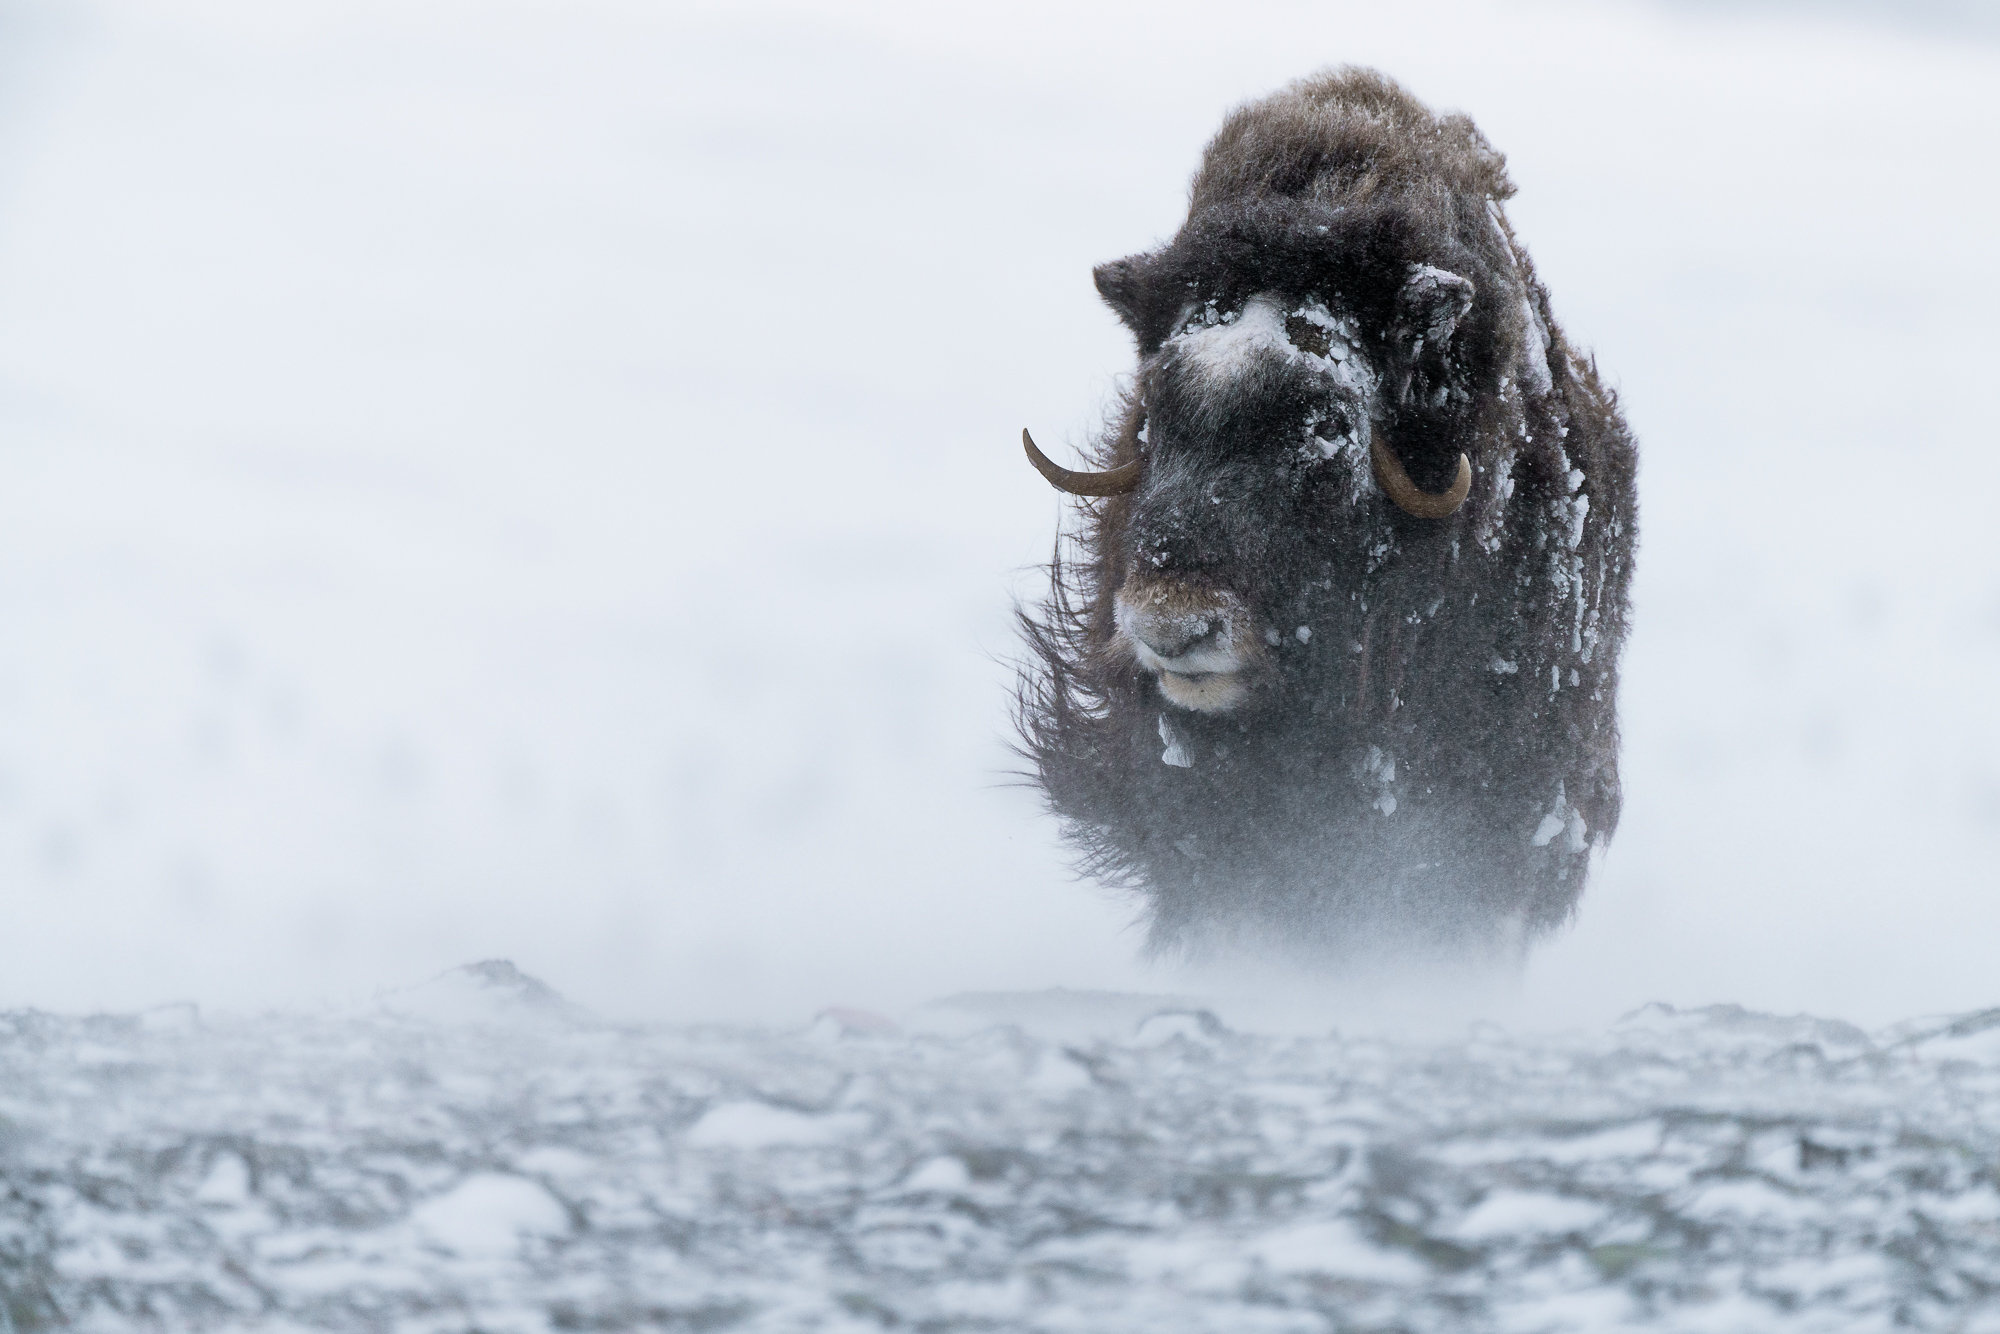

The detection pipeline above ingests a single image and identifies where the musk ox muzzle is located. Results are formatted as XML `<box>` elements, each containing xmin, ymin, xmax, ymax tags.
<box><xmin>1113</xmin><ymin>580</ymin><xmax>1260</xmax><ymax>714</ymax></box>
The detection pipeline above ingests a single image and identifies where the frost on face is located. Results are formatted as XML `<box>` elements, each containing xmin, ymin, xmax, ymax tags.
<box><xmin>1169</xmin><ymin>294</ymin><xmax>1289</xmax><ymax>387</ymax></box>
<box><xmin>1168</xmin><ymin>298</ymin><xmax>1368</xmax><ymax>386</ymax></box>
<box><xmin>1166</xmin><ymin>293</ymin><xmax>1363</xmax><ymax>381</ymax></box>
<box><xmin>1171</xmin><ymin>293</ymin><xmax>1380</xmax><ymax>498</ymax></box>
<box><xmin>1280</xmin><ymin>300</ymin><xmax>1357</xmax><ymax>365</ymax></box>
<box><xmin>1288</xmin><ymin>301</ymin><xmax>1381</xmax><ymax>498</ymax></box>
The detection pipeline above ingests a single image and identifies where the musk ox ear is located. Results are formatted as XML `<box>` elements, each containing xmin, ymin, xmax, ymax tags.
<box><xmin>1092</xmin><ymin>255</ymin><xmax>1151</xmax><ymax>332</ymax></box>
<box><xmin>1395</xmin><ymin>264</ymin><xmax>1476</xmax><ymax>348</ymax></box>
<box><xmin>1389</xmin><ymin>264</ymin><xmax>1476</xmax><ymax>405</ymax></box>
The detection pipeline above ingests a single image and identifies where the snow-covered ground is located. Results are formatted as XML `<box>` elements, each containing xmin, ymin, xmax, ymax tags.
<box><xmin>7</xmin><ymin>963</ymin><xmax>2000</xmax><ymax>1332</ymax></box>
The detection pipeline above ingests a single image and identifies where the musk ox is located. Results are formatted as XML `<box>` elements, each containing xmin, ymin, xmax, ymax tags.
<box><xmin>1016</xmin><ymin>69</ymin><xmax>1636</xmax><ymax>962</ymax></box>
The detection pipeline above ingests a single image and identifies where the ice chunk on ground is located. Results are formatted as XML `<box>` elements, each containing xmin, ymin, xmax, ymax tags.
<box><xmin>1254</xmin><ymin>1218</ymin><xmax>1429</xmax><ymax>1281</ymax></box>
<box><xmin>410</xmin><ymin>1174</ymin><xmax>569</xmax><ymax>1257</ymax></box>
<box><xmin>684</xmin><ymin>1100</ymin><xmax>868</xmax><ymax>1148</ymax></box>
<box><xmin>1450</xmin><ymin>1190</ymin><xmax>1606</xmax><ymax>1240</ymax></box>
<box><xmin>901</xmin><ymin>1155</ymin><xmax>973</xmax><ymax>1193</ymax></box>
<box><xmin>192</xmin><ymin>1153</ymin><xmax>253</xmax><ymax>1208</ymax></box>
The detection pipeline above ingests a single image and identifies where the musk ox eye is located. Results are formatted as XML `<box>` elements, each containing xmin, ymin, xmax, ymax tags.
<box><xmin>1284</xmin><ymin>313</ymin><xmax>1332</xmax><ymax>359</ymax></box>
<box><xmin>1177</xmin><ymin>301</ymin><xmax>1226</xmax><ymax>336</ymax></box>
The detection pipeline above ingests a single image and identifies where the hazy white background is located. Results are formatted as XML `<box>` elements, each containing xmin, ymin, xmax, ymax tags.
<box><xmin>0</xmin><ymin>0</ymin><xmax>1994</xmax><ymax>1026</ymax></box>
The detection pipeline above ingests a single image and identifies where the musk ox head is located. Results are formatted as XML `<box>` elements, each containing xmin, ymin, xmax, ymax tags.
<box><xmin>1027</xmin><ymin>264</ymin><xmax>1478</xmax><ymax>716</ymax></box>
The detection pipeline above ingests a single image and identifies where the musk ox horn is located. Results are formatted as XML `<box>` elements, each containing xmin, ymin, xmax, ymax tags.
<box><xmin>1022</xmin><ymin>428</ymin><xmax>1141</xmax><ymax>497</ymax></box>
<box><xmin>1371</xmin><ymin>434</ymin><xmax>1472</xmax><ymax>519</ymax></box>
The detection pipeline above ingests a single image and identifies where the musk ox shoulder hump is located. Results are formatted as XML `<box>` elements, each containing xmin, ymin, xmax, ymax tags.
<box><xmin>1189</xmin><ymin>67</ymin><xmax>1515</xmax><ymax>216</ymax></box>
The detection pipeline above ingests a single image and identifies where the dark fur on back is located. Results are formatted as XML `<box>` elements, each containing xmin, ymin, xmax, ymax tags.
<box><xmin>1017</xmin><ymin>69</ymin><xmax>1637</xmax><ymax>960</ymax></box>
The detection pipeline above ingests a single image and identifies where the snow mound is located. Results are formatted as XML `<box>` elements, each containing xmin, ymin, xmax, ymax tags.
<box><xmin>685</xmin><ymin>1102</ymin><xmax>871</xmax><ymax>1149</ymax></box>
<box><xmin>410</xmin><ymin>1174</ymin><xmax>570</xmax><ymax>1258</ymax></box>
<box><xmin>374</xmin><ymin>958</ymin><xmax>596</xmax><ymax>1028</ymax></box>
<box><xmin>3</xmin><ymin>971</ymin><xmax>1999</xmax><ymax>1331</ymax></box>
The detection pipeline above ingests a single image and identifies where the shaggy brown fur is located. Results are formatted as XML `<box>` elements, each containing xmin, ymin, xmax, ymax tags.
<box><xmin>1017</xmin><ymin>69</ymin><xmax>1637</xmax><ymax>961</ymax></box>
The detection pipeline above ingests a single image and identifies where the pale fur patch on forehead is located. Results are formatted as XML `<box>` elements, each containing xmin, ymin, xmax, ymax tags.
<box><xmin>1170</xmin><ymin>293</ymin><xmax>1294</xmax><ymax>384</ymax></box>
<box><xmin>1168</xmin><ymin>293</ymin><xmax>1378</xmax><ymax>403</ymax></box>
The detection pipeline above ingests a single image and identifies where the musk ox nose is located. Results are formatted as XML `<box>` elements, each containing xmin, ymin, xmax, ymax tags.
<box><xmin>1133</xmin><ymin>616</ymin><xmax>1219</xmax><ymax>661</ymax></box>
<box><xmin>1118</xmin><ymin>597</ymin><xmax>1230</xmax><ymax>666</ymax></box>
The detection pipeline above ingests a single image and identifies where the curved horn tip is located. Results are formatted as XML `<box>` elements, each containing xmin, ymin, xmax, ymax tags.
<box><xmin>1371</xmin><ymin>435</ymin><xmax>1472</xmax><ymax>520</ymax></box>
<box><xmin>1020</xmin><ymin>427</ymin><xmax>1142</xmax><ymax>498</ymax></box>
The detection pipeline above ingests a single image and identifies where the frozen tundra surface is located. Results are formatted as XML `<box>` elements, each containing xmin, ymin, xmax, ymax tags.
<box><xmin>4</xmin><ymin>964</ymin><xmax>2000</xmax><ymax>1333</ymax></box>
